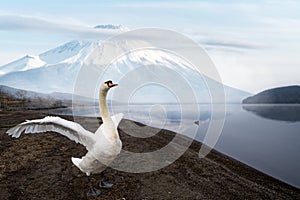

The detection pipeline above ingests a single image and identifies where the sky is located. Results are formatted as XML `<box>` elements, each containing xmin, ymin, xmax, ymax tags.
<box><xmin>0</xmin><ymin>0</ymin><xmax>300</xmax><ymax>93</ymax></box>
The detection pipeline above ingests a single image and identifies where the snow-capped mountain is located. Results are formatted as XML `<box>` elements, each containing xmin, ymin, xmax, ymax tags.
<box><xmin>0</xmin><ymin>54</ymin><xmax>46</xmax><ymax>75</ymax></box>
<box><xmin>0</xmin><ymin>40</ymin><xmax>98</xmax><ymax>93</ymax></box>
<box><xmin>0</xmin><ymin>27</ymin><xmax>251</xmax><ymax>103</ymax></box>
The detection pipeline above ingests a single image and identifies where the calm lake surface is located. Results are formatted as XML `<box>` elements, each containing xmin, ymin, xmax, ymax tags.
<box><xmin>47</xmin><ymin>103</ymin><xmax>300</xmax><ymax>188</ymax></box>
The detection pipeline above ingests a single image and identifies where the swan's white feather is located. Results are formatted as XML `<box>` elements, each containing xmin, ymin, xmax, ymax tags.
<box><xmin>6</xmin><ymin>116</ymin><xmax>95</xmax><ymax>148</ymax></box>
<box><xmin>111</xmin><ymin>113</ymin><xmax>124</xmax><ymax>127</ymax></box>
<box><xmin>94</xmin><ymin>113</ymin><xmax>124</xmax><ymax>136</ymax></box>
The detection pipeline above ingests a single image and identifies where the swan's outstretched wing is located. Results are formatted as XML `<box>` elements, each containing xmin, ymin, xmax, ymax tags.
<box><xmin>6</xmin><ymin>116</ymin><xmax>95</xmax><ymax>148</ymax></box>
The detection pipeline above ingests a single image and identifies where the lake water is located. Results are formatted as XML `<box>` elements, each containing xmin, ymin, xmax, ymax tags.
<box><xmin>213</xmin><ymin>104</ymin><xmax>300</xmax><ymax>189</ymax></box>
<box><xmin>47</xmin><ymin>103</ymin><xmax>300</xmax><ymax>188</ymax></box>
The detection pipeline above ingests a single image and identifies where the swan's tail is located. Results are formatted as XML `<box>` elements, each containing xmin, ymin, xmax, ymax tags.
<box><xmin>71</xmin><ymin>157</ymin><xmax>90</xmax><ymax>176</ymax></box>
<box><xmin>71</xmin><ymin>157</ymin><xmax>81</xmax><ymax>170</ymax></box>
<box><xmin>71</xmin><ymin>157</ymin><xmax>81</xmax><ymax>168</ymax></box>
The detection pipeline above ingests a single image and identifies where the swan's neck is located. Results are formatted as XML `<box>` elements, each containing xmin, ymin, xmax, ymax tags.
<box><xmin>99</xmin><ymin>90</ymin><xmax>111</xmax><ymax>122</ymax></box>
<box><xmin>99</xmin><ymin>89</ymin><xmax>119</xmax><ymax>141</ymax></box>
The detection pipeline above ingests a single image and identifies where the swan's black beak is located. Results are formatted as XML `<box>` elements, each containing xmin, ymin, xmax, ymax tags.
<box><xmin>105</xmin><ymin>80</ymin><xmax>118</xmax><ymax>88</ymax></box>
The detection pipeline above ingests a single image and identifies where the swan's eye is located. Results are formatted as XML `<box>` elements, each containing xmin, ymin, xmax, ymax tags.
<box><xmin>104</xmin><ymin>80</ymin><xmax>112</xmax><ymax>86</ymax></box>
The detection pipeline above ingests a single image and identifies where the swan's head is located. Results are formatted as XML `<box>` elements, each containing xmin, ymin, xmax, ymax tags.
<box><xmin>101</xmin><ymin>80</ymin><xmax>118</xmax><ymax>92</ymax></box>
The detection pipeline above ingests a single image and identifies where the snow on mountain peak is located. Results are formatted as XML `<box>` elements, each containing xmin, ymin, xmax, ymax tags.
<box><xmin>0</xmin><ymin>54</ymin><xmax>46</xmax><ymax>75</ymax></box>
<box><xmin>39</xmin><ymin>40</ymin><xmax>95</xmax><ymax>64</ymax></box>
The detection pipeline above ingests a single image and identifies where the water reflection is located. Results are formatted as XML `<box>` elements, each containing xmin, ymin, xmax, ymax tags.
<box><xmin>242</xmin><ymin>105</ymin><xmax>300</xmax><ymax>122</ymax></box>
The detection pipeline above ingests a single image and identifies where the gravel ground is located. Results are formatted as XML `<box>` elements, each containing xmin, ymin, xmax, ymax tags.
<box><xmin>0</xmin><ymin>111</ymin><xmax>299</xmax><ymax>200</ymax></box>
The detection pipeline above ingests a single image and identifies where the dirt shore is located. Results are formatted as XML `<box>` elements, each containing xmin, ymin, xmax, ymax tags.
<box><xmin>0</xmin><ymin>111</ymin><xmax>299</xmax><ymax>200</ymax></box>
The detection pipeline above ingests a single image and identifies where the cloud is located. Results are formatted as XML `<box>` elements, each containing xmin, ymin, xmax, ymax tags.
<box><xmin>202</xmin><ymin>39</ymin><xmax>263</xmax><ymax>50</ymax></box>
<box><xmin>186</xmin><ymin>32</ymin><xmax>265</xmax><ymax>53</ymax></box>
<box><xmin>0</xmin><ymin>14</ymin><xmax>125</xmax><ymax>39</ymax></box>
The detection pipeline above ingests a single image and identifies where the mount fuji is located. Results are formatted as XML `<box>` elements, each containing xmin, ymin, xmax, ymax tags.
<box><xmin>0</xmin><ymin>25</ymin><xmax>250</xmax><ymax>103</ymax></box>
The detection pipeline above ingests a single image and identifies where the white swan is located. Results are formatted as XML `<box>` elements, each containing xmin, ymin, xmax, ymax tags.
<box><xmin>6</xmin><ymin>80</ymin><xmax>122</xmax><ymax>195</ymax></box>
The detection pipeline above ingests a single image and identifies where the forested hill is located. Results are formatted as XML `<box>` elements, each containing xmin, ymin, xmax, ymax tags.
<box><xmin>242</xmin><ymin>86</ymin><xmax>300</xmax><ymax>104</ymax></box>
